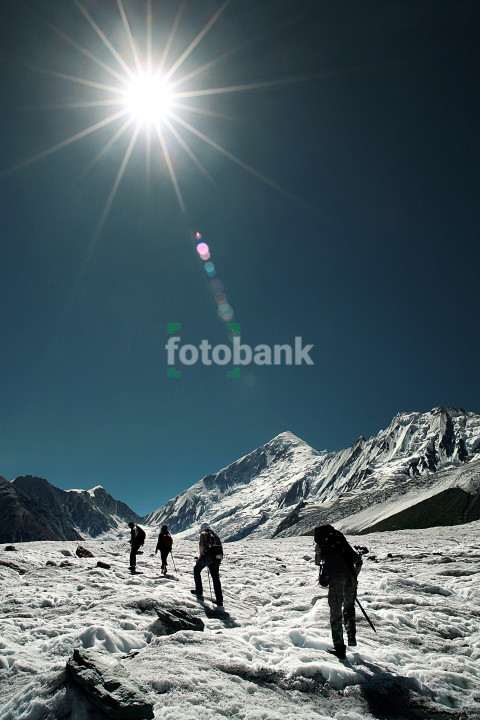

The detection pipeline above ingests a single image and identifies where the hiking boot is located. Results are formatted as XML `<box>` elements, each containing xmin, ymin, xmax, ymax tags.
<box><xmin>190</xmin><ymin>590</ymin><xmax>203</xmax><ymax>598</ymax></box>
<box><xmin>347</xmin><ymin>636</ymin><xmax>357</xmax><ymax>647</ymax></box>
<box><xmin>327</xmin><ymin>644</ymin><xmax>346</xmax><ymax>659</ymax></box>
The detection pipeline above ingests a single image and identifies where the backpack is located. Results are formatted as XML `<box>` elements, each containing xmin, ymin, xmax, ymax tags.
<box><xmin>314</xmin><ymin>525</ymin><xmax>362</xmax><ymax>576</ymax></box>
<box><xmin>136</xmin><ymin>526</ymin><xmax>146</xmax><ymax>546</ymax></box>
<box><xmin>205</xmin><ymin>529</ymin><xmax>223</xmax><ymax>560</ymax></box>
<box><xmin>162</xmin><ymin>532</ymin><xmax>173</xmax><ymax>549</ymax></box>
<box><xmin>314</xmin><ymin>525</ymin><xmax>341</xmax><ymax>549</ymax></box>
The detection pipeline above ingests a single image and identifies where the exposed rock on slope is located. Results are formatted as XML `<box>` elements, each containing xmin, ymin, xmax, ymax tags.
<box><xmin>12</xmin><ymin>476</ymin><xmax>143</xmax><ymax>539</ymax></box>
<box><xmin>0</xmin><ymin>476</ymin><xmax>144</xmax><ymax>543</ymax></box>
<box><xmin>67</xmin><ymin>648</ymin><xmax>154</xmax><ymax>719</ymax></box>
<box><xmin>0</xmin><ymin>476</ymin><xmax>82</xmax><ymax>543</ymax></box>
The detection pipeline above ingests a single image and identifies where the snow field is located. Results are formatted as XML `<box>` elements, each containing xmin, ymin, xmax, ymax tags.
<box><xmin>0</xmin><ymin>524</ymin><xmax>479</xmax><ymax>719</ymax></box>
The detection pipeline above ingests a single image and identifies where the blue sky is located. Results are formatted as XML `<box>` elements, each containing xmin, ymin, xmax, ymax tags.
<box><xmin>1</xmin><ymin>1</ymin><xmax>479</xmax><ymax>516</ymax></box>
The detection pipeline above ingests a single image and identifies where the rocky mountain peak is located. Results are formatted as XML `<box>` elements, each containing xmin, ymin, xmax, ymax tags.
<box><xmin>270</xmin><ymin>431</ymin><xmax>306</xmax><ymax>446</ymax></box>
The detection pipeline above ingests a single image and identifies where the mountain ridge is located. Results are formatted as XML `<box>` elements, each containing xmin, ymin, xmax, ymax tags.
<box><xmin>2</xmin><ymin>406</ymin><xmax>479</xmax><ymax>543</ymax></box>
<box><xmin>1</xmin><ymin>476</ymin><xmax>143</xmax><ymax>543</ymax></box>
<box><xmin>147</xmin><ymin>406</ymin><xmax>480</xmax><ymax>539</ymax></box>
<box><xmin>0</xmin><ymin>476</ymin><xmax>82</xmax><ymax>543</ymax></box>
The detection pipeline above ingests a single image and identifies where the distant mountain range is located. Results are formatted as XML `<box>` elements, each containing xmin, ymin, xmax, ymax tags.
<box><xmin>0</xmin><ymin>476</ymin><xmax>142</xmax><ymax>543</ymax></box>
<box><xmin>147</xmin><ymin>407</ymin><xmax>480</xmax><ymax>539</ymax></box>
<box><xmin>2</xmin><ymin>407</ymin><xmax>480</xmax><ymax>544</ymax></box>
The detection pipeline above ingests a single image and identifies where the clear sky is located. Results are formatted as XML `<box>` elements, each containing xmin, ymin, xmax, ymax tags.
<box><xmin>1</xmin><ymin>1</ymin><xmax>479</xmax><ymax>517</ymax></box>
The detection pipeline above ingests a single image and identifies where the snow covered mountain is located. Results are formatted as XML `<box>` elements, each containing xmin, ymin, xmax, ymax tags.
<box><xmin>0</xmin><ymin>476</ymin><xmax>142</xmax><ymax>542</ymax></box>
<box><xmin>3</xmin><ymin>407</ymin><xmax>479</xmax><ymax>544</ymax></box>
<box><xmin>147</xmin><ymin>407</ymin><xmax>480</xmax><ymax>539</ymax></box>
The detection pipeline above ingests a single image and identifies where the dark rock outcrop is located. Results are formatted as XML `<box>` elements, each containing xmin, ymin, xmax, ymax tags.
<box><xmin>76</xmin><ymin>546</ymin><xmax>94</xmax><ymax>558</ymax></box>
<box><xmin>278</xmin><ymin>478</ymin><xmax>310</xmax><ymax>508</ymax></box>
<box><xmin>359</xmin><ymin>488</ymin><xmax>480</xmax><ymax>534</ymax></box>
<box><xmin>272</xmin><ymin>501</ymin><xmax>306</xmax><ymax>538</ymax></box>
<box><xmin>0</xmin><ymin>559</ymin><xmax>27</xmax><ymax>574</ymax></box>
<box><xmin>13</xmin><ymin>476</ymin><xmax>112</xmax><ymax>537</ymax></box>
<box><xmin>2</xmin><ymin>475</ymin><xmax>143</xmax><ymax>542</ymax></box>
<box><xmin>0</xmin><ymin>476</ymin><xmax>81</xmax><ymax>543</ymax></box>
<box><xmin>67</xmin><ymin>648</ymin><xmax>154</xmax><ymax>720</ymax></box>
<box><xmin>148</xmin><ymin>606</ymin><xmax>204</xmax><ymax>635</ymax></box>
<box><xmin>439</xmin><ymin>412</ymin><xmax>456</xmax><ymax>457</ymax></box>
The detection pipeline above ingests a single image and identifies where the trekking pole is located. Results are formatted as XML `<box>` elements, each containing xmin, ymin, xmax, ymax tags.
<box><xmin>356</xmin><ymin>597</ymin><xmax>376</xmax><ymax>633</ymax></box>
<box><xmin>170</xmin><ymin>550</ymin><xmax>177</xmax><ymax>572</ymax></box>
<box><xmin>207</xmin><ymin>566</ymin><xmax>213</xmax><ymax>601</ymax></box>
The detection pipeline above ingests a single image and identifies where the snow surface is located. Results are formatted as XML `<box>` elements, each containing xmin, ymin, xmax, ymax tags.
<box><xmin>1</xmin><ymin>523</ymin><xmax>479</xmax><ymax>719</ymax></box>
<box><xmin>87</xmin><ymin>487</ymin><xmax>105</xmax><ymax>497</ymax></box>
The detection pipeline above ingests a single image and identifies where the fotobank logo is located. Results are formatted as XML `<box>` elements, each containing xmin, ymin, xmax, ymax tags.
<box><xmin>166</xmin><ymin>323</ymin><xmax>314</xmax><ymax>377</ymax></box>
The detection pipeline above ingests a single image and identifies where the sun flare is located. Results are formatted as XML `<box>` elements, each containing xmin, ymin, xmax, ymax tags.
<box><xmin>123</xmin><ymin>72</ymin><xmax>173</xmax><ymax>125</ymax></box>
<box><xmin>4</xmin><ymin>0</ymin><xmax>302</xmax><ymax>232</ymax></box>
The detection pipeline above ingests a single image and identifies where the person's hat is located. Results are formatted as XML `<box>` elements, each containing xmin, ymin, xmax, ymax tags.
<box><xmin>200</xmin><ymin>522</ymin><xmax>209</xmax><ymax>531</ymax></box>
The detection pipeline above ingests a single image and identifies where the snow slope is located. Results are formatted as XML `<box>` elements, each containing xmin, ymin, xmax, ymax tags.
<box><xmin>148</xmin><ymin>408</ymin><xmax>480</xmax><ymax>539</ymax></box>
<box><xmin>0</xmin><ymin>523</ymin><xmax>479</xmax><ymax>719</ymax></box>
<box><xmin>147</xmin><ymin>431</ymin><xmax>327</xmax><ymax>540</ymax></box>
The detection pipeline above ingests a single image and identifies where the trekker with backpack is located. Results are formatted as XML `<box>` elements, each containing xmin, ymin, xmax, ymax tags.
<box><xmin>156</xmin><ymin>524</ymin><xmax>173</xmax><ymax>574</ymax></box>
<box><xmin>314</xmin><ymin>524</ymin><xmax>363</xmax><ymax>659</ymax></box>
<box><xmin>191</xmin><ymin>522</ymin><xmax>223</xmax><ymax>606</ymax></box>
<box><xmin>128</xmin><ymin>522</ymin><xmax>146</xmax><ymax>573</ymax></box>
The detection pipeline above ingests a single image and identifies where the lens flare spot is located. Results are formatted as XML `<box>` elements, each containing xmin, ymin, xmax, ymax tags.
<box><xmin>204</xmin><ymin>262</ymin><xmax>216</xmax><ymax>276</ymax></box>
<box><xmin>209</xmin><ymin>279</ymin><xmax>224</xmax><ymax>293</ymax></box>
<box><xmin>218</xmin><ymin>303</ymin><xmax>234</xmax><ymax>322</ymax></box>
<box><xmin>195</xmin><ymin>232</ymin><xmax>202</xmax><ymax>240</ymax></box>
<box><xmin>196</xmin><ymin>242</ymin><xmax>210</xmax><ymax>261</ymax></box>
<box><xmin>214</xmin><ymin>292</ymin><xmax>227</xmax><ymax>305</ymax></box>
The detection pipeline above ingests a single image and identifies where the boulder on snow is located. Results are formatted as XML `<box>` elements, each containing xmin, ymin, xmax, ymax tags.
<box><xmin>76</xmin><ymin>546</ymin><xmax>94</xmax><ymax>558</ymax></box>
<box><xmin>0</xmin><ymin>559</ymin><xmax>26</xmax><ymax>574</ymax></box>
<box><xmin>67</xmin><ymin>648</ymin><xmax>154</xmax><ymax>720</ymax></box>
<box><xmin>97</xmin><ymin>561</ymin><xmax>111</xmax><ymax>569</ymax></box>
<box><xmin>60</xmin><ymin>549</ymin><xmax>73</xmax><ymax>556</ymax></box>
<box><xmin>4</xmin><ymin>545</ymin><xmax>17</xmax><ymax>551</ymax></box>
<box><xmin>148</xmin><ymin>606</ymin><xmax>204</xmax><ymax>636</ymax></box>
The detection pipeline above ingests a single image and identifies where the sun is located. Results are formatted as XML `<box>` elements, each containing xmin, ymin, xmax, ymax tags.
<box><xmin>3</xmin><ymin>0</ymin><xmax>302</xmax><ymax>232</ymax></box>
<box><xmin>123</xmin><ymin>72</ymin><xmax>173</xmax><ymax>125</ymax></box>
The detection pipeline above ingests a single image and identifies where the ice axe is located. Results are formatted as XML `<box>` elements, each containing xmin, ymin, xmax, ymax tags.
<box><xmin>356</xmin><ymin>597</ymin><xmax>376</xmax><ymax>633</ymax></box>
